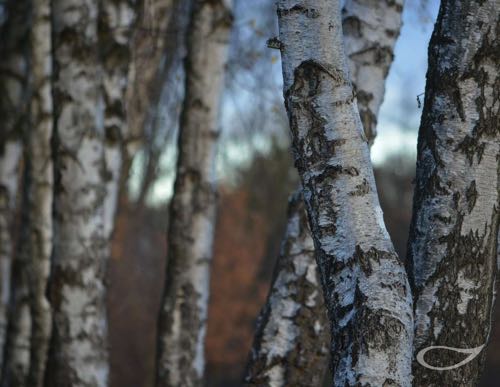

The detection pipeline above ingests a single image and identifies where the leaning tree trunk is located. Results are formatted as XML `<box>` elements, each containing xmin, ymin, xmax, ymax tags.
<box><xmin>245</xmin><ymin>1</ymin><xmax>404</xmax><ymax>384</ymax></box>
<box><xmin>125</xmin><ymin>0</ymin><xmax>192</xmax><ymax>204</ymax></box>
<box><xmin>133</xmin><ymin>0</ymin><xmax>193</xmax><ymax>208</ymax></box>
<box><xmin>245</xmin><ymin>0</ymin><xmax>402</xmax><ymax>386</ymax></box>
<box><xmin>154</xmin><ymin>1</ymin><xmax>232</xmax><ymax>386</ymax></box>
<box><xmin>0</xmin><ymin>0</ymin><xmax>30</xmax><ymax>380</ymax></box>
<box><xmin>45</xmin><ymin>1</ymin><xmax>109</xmax><ymax>386</ymax></box>
<box><xmin>407</xmin><ymin>1</ymin><xmax>499</xmax><ymax>385</ymax></box>
<box><xmin>245</xmin><ymin>191</ymin><xmax>329</xmax><ymax>386</ymax></box>
<box><xmin>99</xmin><ymin>0</ymin><xmax>137</xmax><ymax>244</ymax></box>
<box><xmin>126</xmin><ymin>0</ymin><xmax>174</xmax><ymax>159</ymax></box>
<box><xmin>276</xmin><ymin>1</ymin><xmax>413</xmax><ymax>385</ymax></box>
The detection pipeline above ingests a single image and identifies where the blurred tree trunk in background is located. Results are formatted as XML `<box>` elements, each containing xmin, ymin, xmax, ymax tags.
<box><xmin>155</xmin><ymin>1</ymin><xmax>233</xmax><ymax>386</ymax></box>
<box><xmin>126</xmin><ymin>0</ymin><xmax>193</xmax><ymax>207</ymax></box>
<box><xmin>45</xmin><ymin>1</ymin><xmax>109</xmax><ymax>385</ymax></box>
<box><xmin>126</xmin><ymin>0</ymin><xmax>174</xmax><ymax>161</ymax></box>
<box><xmin>0</xmin><ymin>0</ymin><xmax>30</xmax><ymax>381</ymax></box>
<box><xmin>44</xmin><ymin>0</ymin><xmax>139</xmax><ymax>385</ymax></box>
<box><xmin>276</xmin><ymin>0</ymin><xmax>413</xmax><ymax>385</ymax></box>
<box><xmin>407</xmin><ymin>1</ymin><xmax>499</xmax><ymax>385</ymax></box>
<box><xmin>245</xmin><ymin>191</ymin><xmax>329</xmax><ymax>386</ymax></box>
<box><xmin>245</xmin><ymin>1</ymin><xmax>404</xmax><ymax>385</ymax></box>
<box><xmin>99</xmin><ymin>0</ymin><xmax>137</xmax><ymax>269</ymax></box>
<box><xmin>23</xmin><ymin>2</ymin><xmax>53</xmax><ymax>383</ymax></box>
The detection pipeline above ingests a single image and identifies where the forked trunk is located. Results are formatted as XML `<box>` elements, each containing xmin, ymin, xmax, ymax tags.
<box><xmin>277</xmin><ymin>1</ymin><xmax>413</xmax><ymax>385</ymax></box>
<box><xmin>244</xmin><ymin>1</ymin><xmax>404</xmax><ymax>384</ymax></box>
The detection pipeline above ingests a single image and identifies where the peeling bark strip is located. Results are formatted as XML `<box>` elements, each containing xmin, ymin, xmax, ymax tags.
<box><xmin>245</xmin><ymin>2</ymin><xmax>404</xmax><ymax>384</ymax></box>
<box><xmin>154</xmin><ymin>1</ymin><xmax>232</xmax><ymax>386</ymax></box>
<box><xmin>277</xmin><ymin>1</ymin><xmax>413</xmax><ymax>385</ymax></box>
<box><xmin>0</xmin><ymin>0</ymin><xmax>30</xmax><ymax>381</ymax></box>
<box><xmin>342</xmin><ymin>0</ymin><xmax>403</xmax><ymax>144</ymax></box>
<box><xmin>46</xmin><ymin>1</ymin><xmax>109</xmax><ymax>386</ymax></box>
<box><xmin>245</xmin><ymin>191</ymin><xmax>329</xmax><ymax>386</ymax></box>
<box><xmin>407</xmin><ymin>1</ymin><xmax>500</xmax><ymax>385</ymax></box>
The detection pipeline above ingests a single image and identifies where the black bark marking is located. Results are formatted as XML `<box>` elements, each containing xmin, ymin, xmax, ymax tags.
<box><xmin>244</xmin><ymin>193</ymin><xmax>329</xmax><ymax>386</ymax></box>
<box><xmin>349</xmin><ymin>178</ymin><xmax>370</xmax><ymax>196</ymax></box>
<box><xmin>466</xmin><ymin>180</ymin><xmax>478</xmax><ymax>213</ymax></box>
<box><xmin>277</xmin><ymin>5</ymin><xmax>320</xmax><ymax>19</ymax></box>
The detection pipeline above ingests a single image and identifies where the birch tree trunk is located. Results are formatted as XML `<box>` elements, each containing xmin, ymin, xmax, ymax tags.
<box><xmin>132</xmin><ymin>0</ymin><xmax>193</xmax><ymax>207</ymax></box>
<box><xmin>3</xmin><ymin>43</ymin><xmax>54</xmax><ymax>383</ymax></box>
<box><xmin>0</xmin><ymin>141</ymin><xmax>22</xmax><ymax>377</ymax></box>
<box><xmin>155</xmin><ymin>1</ymin><xmax>232</xmax><ymax>386</ymax></box>
<box><xmin>0</xmin><ymin>0</ymin><xmax>30</xmax><ymax>380</ymax></box>
<box><xmin>245</xmin><ymin>190</ymin><xmax>329</xmax><ymax>386</ymax></box>
<box><xmin>276</xmin><ymin>1</ymin><xmax>413</xmax><ymax>385</ymax></box>
<box><xmin>45</xmin><ymin>1</ymin><xmax>109</xmax><ymax>385</ymax></box>
<box><xmin>125</xmin><ymin>0</ymin><xmax>191</xmax><ymax>202</ymax></box>
<box><xmin>245</xmin><ymin>2</ymin><xmax>404</xmax><ymax>385</ymax></box>
<box><xmin>126</xmin><ymin>0</ymin><xmax>174</xmax><ymax>158</ymax></box>
<box><xmin>99</xmin><ymin>0</ymin><xmax>137</xmax><ymax>243</ymax></box>
<box><xmin>343</xmin><ymin>0</ymin><xmax>404</xmax><ymax>144</ymax></box>
<box><xmin>20</xmin><ymin>1</ymin><xmax>54</xmax><ymax>385</ymax></box>
<box><xmin>407</xmin><ymin>1</ymin><xmax>500</xmax><ymax>385</ymax></box>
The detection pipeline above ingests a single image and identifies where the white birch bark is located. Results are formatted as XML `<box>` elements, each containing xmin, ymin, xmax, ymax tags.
<box><xmin>45</xmin><ymin>1</ymin><xmax>109</xmax><ymax>386</ymax></box>
<box><xmin>342</xmin><ymin>0</ymin><xmax>404</xmax><ymax>144</ymax></box>
<box><xmin>22</xmin><ymin>1</ymin><xmax>54</xmax><ymax>385</ymax></box>
<box><xmin>277</xmin><ymin>1</ymin><xmax>413</xmax><ymax>385</ymax></box>
<box><xmin>245</xmin><ymin>3</ymin><xmax>404</xmax><ymax>384</ymax></box>
<box><xmin>245</xmin><ymin>190</ymin><xmax>329</xmax><ymax>387</ymax></box>
<box><xmin>0</xmin><ymin>0</ymin><xmax>30</xmax><ymax>381</ymax></box>
<box><xmin>155</xmin><ymin>1</ymin><xmax>232</xmax><ymax>386</ymax></box>
<box><xmin>407</xmin><ymin>1</ymin><xmax>500</xmax><ymax>385</ymax></box>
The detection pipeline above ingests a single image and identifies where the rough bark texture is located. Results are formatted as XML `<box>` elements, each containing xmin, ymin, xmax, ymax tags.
<box><xmin>245</xmin><ymin>2</ymin><xmax>403</xmax><ymax>384</ymax></box>
<box><xmin>45</xmin><ymin>1</ymin><xmax>109</xmax><ymax>386</ymax></box>
<box><xmin>407</xmin><ymin>1</ymin><xmax>500</xmax><ymax>385</ymax></box>
<box><xmin>342</xmin><ymin>0</ymin><xmax>404</xmax><ymax>144</ymax></box>
<box><xmin>155</xmin><ymin>1</ymin><xmax>232</xmax><ymax>386</ymax></box>
<box><xmin>244</xmin><ymin>191</ymin><xmax>329</xmax><ymax>386</ymax></box>
<box><xmin>277</xmin><ymin>1</ymin><xmax>413</xmax><ymax>385</ymax></box>
<box><xmin>0</xmin><ymin>0</ymin><xmax>30</xmax><ymax>381</ymax></box>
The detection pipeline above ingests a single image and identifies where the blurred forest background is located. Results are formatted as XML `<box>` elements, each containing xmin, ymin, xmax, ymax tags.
<box><xmin>96</xmin><ymin>0</ymin><xmax>500</xmax><ymax>386</ymax></box>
